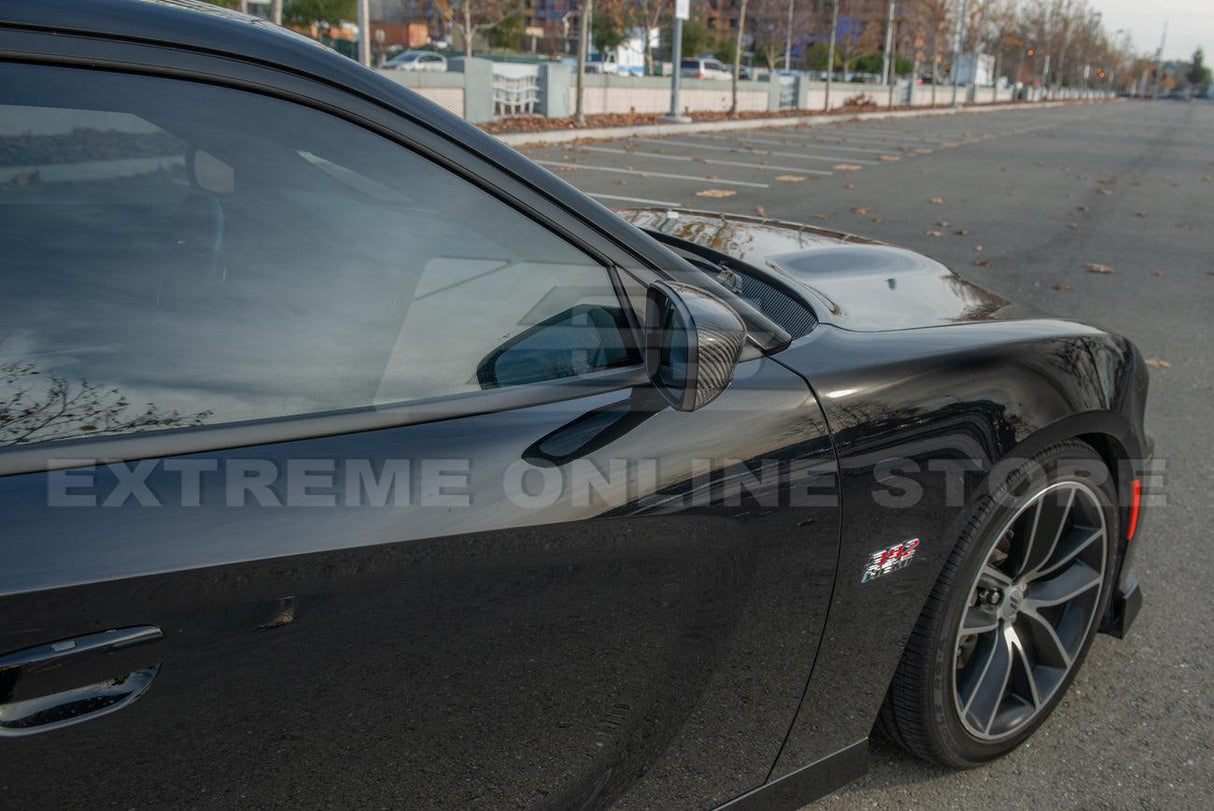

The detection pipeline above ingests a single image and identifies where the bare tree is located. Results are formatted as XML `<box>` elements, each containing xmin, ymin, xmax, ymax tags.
<box><xmin>434</xmin><ymin>0</ymin><xmax>523</xmax><ymax>62</ymax></box>
<box><xmin>0</xmin><ymin>363</ymin><xmax>213</xmax><ymax>447</ymax></box>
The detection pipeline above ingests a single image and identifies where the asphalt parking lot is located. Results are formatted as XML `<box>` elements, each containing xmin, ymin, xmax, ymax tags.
<box><xmin>518</xmin><ymin>100</ymin><xmax>1214</xmax><ymax>808</ymax></box>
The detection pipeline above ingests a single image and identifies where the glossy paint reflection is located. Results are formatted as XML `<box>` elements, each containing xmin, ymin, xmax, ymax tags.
<box><xmin>0</xmin><ymin>359</ymin><xmax>841</xmax><ymax>808</ymax></box>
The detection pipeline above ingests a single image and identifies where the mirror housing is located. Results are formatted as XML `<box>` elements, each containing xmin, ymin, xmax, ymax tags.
<box><xmin>644</xmin><ymin>281</ymin><xmax>746</xmax><ymax>412</ymax></box>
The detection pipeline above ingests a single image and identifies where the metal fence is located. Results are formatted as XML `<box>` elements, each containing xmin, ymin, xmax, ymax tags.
<box><xmin>492</xmin><ymin>64</ymin><xmax>540</xmax><ymax>117</ymax></box>
<box><xmin>778</xmin><ymin>74</ymin><xmax>796</xmax><ymax>109</ymax></box>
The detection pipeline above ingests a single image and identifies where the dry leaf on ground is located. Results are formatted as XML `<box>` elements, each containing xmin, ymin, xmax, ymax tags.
<box><xmin>955</xmin><ymin>228</ymin><xmax>969</xmax><ymax>236</ymax></box>
<box><xmin>974</xmin><ymin>258</ymin><xmax>991</xmax><ymax>267</ymax></box>
<box><xmin>775</xmin><ymin>174</ymin><xmax>807</xmax><ymax>182</ymax></box>
<box><xmin>1144</xmin><ymin>358</ymin><xmax>1171</xmax><ymax>369</ymax></box>
<box><xmin>929</xmin><ymin>197</ymin><xmax>944</xmax><ymax>205</ymax></box>
<box><xmin>850</xmin><ymin>206</ymin><xmax>871</xmax><ymax>215</ymax></box>
<box><xmin>755</xmin><ymin>205</ymin><xmax>767</xmax><ymax>217</ymax></box>
<box><xmin>925</xmin><ymin>230</ymin><xmax>943</xmax><ymax>236</ymax></box>
<box><xmin>1053</xmin><ymin>283</ymin><xmax>1073</xmax><ymax>291</ymax></box>
<box><xmin>833</xmin><ymin>164</ymin><xmax>863</xmax><ymax>171</ymax></box>
<box><xmin>1097</xmin><ymin>188</ymin><xmax>1113</xmax><ymax>196</ymax></box>
<box><xmin>1086</xmin><ymin>263</ymin><xmax>1115</xmax><ymax>274</ymax></box>
<box><xmin>696</xmin><ymin>189</ymin><xmax>736</xmax><ymax>198</ymax></box>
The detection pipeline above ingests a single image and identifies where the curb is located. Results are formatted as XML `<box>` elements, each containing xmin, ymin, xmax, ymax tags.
<box><xmin>492</xmin><ymin>99</ymin><xmax>1117</xmax><ymax>147</ymax></box>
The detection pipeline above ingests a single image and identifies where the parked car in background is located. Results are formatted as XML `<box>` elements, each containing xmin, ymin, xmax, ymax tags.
<box><xmin>383</xmin><ymin>50</ymin><xmax>446</xmax><ymax>72</ymax></box>
<box><xmin>681</xmin><ymin>56</ymin><xmax>731</xmax><ymax>80</ymax></box>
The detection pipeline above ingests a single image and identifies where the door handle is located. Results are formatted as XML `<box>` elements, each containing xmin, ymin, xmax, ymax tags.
<box><xmin>0</xmin><ymin>626</ymin><xmax>163</xmax><ymax>736</ymax></box>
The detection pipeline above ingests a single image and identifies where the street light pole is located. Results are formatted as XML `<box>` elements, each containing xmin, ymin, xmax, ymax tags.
<box><xmin>356</xmin><ymin>0</ymin><xmax>371</xmax><ymax>67</ymax></box>
<box><xmin>784</xmin><ymin>0</ymin><xmax>795</xmax><ymax>70</ymax></box>
<box><xmin>662</xmin><ymin>0</ymin><xmax>692</xmax><ymax>123</ymax></box>
<box><xmin>824</xmin><ymin>0</ymin><xmax>839</xmax><ymax>111</ymax></box>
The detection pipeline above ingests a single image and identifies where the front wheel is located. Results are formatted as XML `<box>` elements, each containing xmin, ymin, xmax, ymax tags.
<box><xmin>880</xmin><ymin>441</ymin><xmax>1119</xmax><ymax>767</ymax></box>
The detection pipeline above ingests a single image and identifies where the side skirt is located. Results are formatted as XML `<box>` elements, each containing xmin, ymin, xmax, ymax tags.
<box><xmin>714</xmin><ymin>740</ymin><xmax>869</xmax><ymax>810</ymax></box>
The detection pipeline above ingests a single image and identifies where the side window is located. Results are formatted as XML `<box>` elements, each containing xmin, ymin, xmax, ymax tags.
<box><xmin>0</xmin><ymin>64</ymin><xmax>638</xmax><ymax>448</ymax></box>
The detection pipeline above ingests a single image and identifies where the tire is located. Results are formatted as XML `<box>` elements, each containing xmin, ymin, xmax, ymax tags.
<box><xmin>880</xmin><ymin>440</ymin><xmax>1119</xmax><ymax>767</ymax></box>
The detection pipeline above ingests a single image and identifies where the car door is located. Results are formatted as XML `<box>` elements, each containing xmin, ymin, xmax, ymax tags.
<box><xmin>0</xmin><ymin>55</ymin><xmax>841</xmax><ymax>808</ymax></box>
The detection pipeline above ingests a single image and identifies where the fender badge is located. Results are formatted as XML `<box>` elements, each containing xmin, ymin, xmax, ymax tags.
<box><xmin>861</xmin><ymin>538</ymin><xmax>920</xmax><ymax>583</ymax></box>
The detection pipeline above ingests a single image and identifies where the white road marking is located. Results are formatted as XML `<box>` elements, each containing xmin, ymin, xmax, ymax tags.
<box><xmin>578</xmin><ymin>145</ymin><xmax>832</xmax><ymax>176</ymax></box>
<box><xmin>588</xmin><ymin>192</ymin><xmax>683</xmax><ymax>206</ymax></box>
<box><xmin>635</xmin><ymin>138</ymin><xmax>877</xmax><ymax>165</ymax></box>
<box><xmin>536</xmin><ymin>160</ymin><xmax>770</xmax><ymax>188</ymax></box>
<box><xmin>714</xmin><ymin>134</ymin><xmax>902</xmax><ymax>156</ymax></box>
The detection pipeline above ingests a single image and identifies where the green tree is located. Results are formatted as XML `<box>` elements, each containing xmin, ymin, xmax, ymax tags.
<box><xmin>282</xmin><ymin>0</ymin><xmax>354</xmax><ymax>26</ymax></box>
<box><xmin>681</xmin><ymin>17</ymin><xmax>715</xmax><ymax>59</ymax></box>
<box><xmin>1186</xmin><ymin>47</ymin><xmax>1211</xmax><ymax>92</ymax></box>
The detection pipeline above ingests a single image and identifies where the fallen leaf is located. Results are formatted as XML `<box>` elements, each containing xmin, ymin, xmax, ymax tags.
<box><xmin>813</xmin><ymin>213</ymin><xmax>829</xmax><ymax>220</ymax></box>
<box><xmin>755</xmin><ymin>205</ymin><xmax>767</xmax><ymax>217</ymax></box>
<box><xmin>1144</xmin><ymin>358</ymin><xmax>1171</xmax><ymax>369</ymax></box>
<box><xmin>696</xmin><ymin>189</ymin><xmax>736</xmax><ymax>198</ymax></box>
<box><xmin>974</xmin><ymin>245</ymin><xmax>984</xmax><ymax>252</ymax></box>
<box><xmin>1178</xmin><ymin>223</ymin><xmax>1191</xmax><ymax>231</ymax></box>
<box><xmin>871</xmin><ymin>217</ymin><xmax>884</xmax><ymax>223</ymax></box>
<box><xmin>775</xmin><ymin>174</ymin><xmax>807</xmax><ymax>182</ymax></box>
<box><xmin>937</xmin><ymin>220</ymin><xmax>951</xmax><ymax>227</ymax></box>
<box><xmin>1076</xmin><ymin>205</ymin><xmax>1090</xmax><ymax>212</ymax></box>
<box><xmin>914</xmin><ymin>148</ymin><xmax>933</xmax><ymax>154</ymax></box>
<box><xmin>1151</xmin><ymin>270</ymin><xmax>1163</xmax><ymax>277</ymax></box>
<box><xmin>844</xmin><ymin>183</ymin><xmax>856</xmax><ymax>189</ymax></box>
<box><xmin>706</xmin><ymin>175</ymin><xmax>719</xmax><ymax>180</ymax></box>
<box><xmin>955</xmin><ymin>228</ymin><xmax>969</xmax><ymax>236</ymax></box>
<box><xmin>942</xmin><ymin>141</ymin><xmax>959</xmax><ymax>148</ymax></box>
<box><xmin>614</xmin><ymin>179</ymin><xmax>626</xmax><ymax>185</ymax></box>
<box><xmin>925</xmin><ymin>230</ymin><xmax>943</xmax><ymax>237</ymax></box>
<box><xmin>850</xmin><ymin>206</ymin><xmax>871</xmax><ymax>215</ymax></box>
<box><xmin>879</xmin><ymin>155</ymin><xmax>900</xmax><ymax>162</ymax></box>
<box><xmin>1068</xmin><ymin>222</ymin><xmax>1079</xmax><ymax>230</ymax></box>
<box><xmin>1053</xmin><ymin>283</ymin><xmax>1073</xmax><ymax>291</ymax></box>
<box><xmin>1135</xmin><ymin>211</ymin><xmax>1148</xmax><ymax>217</ymax></box>
<box><xmin>929</xmin><ymin>197</ymin><xmax>944</xmax><ymax>205</ymax></box>
<box><xmin>973</xmin><ymin>258</ymin><xmax>991</xmax><ymax>267</ymax></box>
<box><xmin>833</xmin><ymin>163</ymin><xmax>863</xmax><ymax>171</ymax></box>
<box><xmin>693</xmin><ymin>157</ymin><xmax>709</xmax><ymax>163</ymax></box>
<box><xmin>1097</xmin><ymin>188</ymin><xmax>1113</xmax><ymax>196</ymax></box>
<box><xmin>1086</xmin><ymin>263</ymin><xmax>1115</xmax><ymax>274</ymax></box>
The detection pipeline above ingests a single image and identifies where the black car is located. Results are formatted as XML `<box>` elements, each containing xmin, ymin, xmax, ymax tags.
<box><xmin>0</xmin><ymin>2</ymin><xmax>1149</xmax><ymax>808</ymax></box>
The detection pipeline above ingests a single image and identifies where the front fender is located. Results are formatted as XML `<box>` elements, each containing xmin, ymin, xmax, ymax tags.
<box><xmin>765</xmin><ymin>319</ymin><xmax>1147</xmax><ymax>778</ymax></box>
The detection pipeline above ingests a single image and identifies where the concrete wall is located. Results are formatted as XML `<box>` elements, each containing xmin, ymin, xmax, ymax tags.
<box><xmin>569</xmin><ymin>75</ymin><xmax>770</xmax><ymax>116</ymax></box>
<box><xmin>376</xmin><ymin>69</ymin><xmax>465</xmax><ymax>118</ymax></box>
<box><xmin>377</xmin><ymin>67</ymin><xmax>1111</xmax><ymax>123</ymax></box>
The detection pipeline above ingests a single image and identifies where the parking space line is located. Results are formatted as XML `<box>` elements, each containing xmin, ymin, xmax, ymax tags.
<box><xmin>588</xmin><ymin>192</ymin><xmax>682</xmax><ymax>206</ymax></box>
<box><xmin>637</xmin><ymin>138</ymin><xmax>877</xmax><ymax>165</ymax></box>
<box><xmin>715</xmin><ymin>134</ymin><xmax>901</xmax><ymax>155</ymax></box>
<box><xmin>535</xmin><ymin>160</ymin><xmax>770</xmax><ymax>188</ymax></box>
<box><xmin>578</xmin><ymin>146</ymin><xmax>833</xmax><ymax>175</ymax></box>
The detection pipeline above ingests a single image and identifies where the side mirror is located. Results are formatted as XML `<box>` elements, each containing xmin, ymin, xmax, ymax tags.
<box><xmin>644</xmin><ymin>281</ymin><xmax>746</xmax><ymax>412</ymax></box>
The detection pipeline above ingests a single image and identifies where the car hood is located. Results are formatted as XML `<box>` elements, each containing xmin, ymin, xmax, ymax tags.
<box><xmin>617</xmin><ymin>209</ymin><xmax>1023</xmax><ymax>332</ymax></box>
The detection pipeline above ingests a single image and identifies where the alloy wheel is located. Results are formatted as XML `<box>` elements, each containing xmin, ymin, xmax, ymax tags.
<box><xmin>952</xmin><ymin>480</ymin><xmax>1108</xmax><ymax>742</ymax></box>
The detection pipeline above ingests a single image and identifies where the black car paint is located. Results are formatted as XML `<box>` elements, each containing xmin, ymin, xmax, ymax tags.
<box><xmin>0</xmin><ymin>2</ymin><xmax>1148</xmax><ymax>808</ymax></box>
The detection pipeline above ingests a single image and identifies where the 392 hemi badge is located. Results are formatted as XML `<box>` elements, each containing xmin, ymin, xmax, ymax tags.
<box><xmin>861</xmin><ymin>538</ymin><xmax>920</xmax><ymax>583</ymax></box>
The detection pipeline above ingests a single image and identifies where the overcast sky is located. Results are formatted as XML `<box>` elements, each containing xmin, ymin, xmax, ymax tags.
<box><xmin>1095</xmin><ymin>0</ymin><xmax>1213</xmax><ymax>61</ymax></box>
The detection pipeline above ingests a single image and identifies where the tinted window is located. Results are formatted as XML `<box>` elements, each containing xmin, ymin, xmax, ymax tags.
<box><xmin>0</xmin><ymin>64</ymin><xmax>636</xmax><ymax>447</ymax></box>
